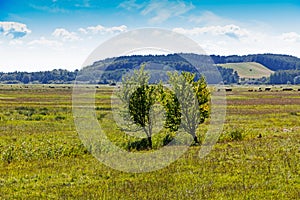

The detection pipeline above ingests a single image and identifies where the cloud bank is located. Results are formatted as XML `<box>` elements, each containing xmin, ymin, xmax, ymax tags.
<box><xmin>0</xmin><ymin>22</ymin><xmax>31</xmax><ymax>39</ymax></box>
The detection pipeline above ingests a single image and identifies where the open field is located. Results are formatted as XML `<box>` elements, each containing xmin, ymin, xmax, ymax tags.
<box><xmin>218</xmin><ymin>62</ymin><xmax>274</xmax><ymax>79</ymax></box>
<box><xmin>0</xmin><ymin>84</ymin><xmax>299</xmax><ymax>199</ymax></box>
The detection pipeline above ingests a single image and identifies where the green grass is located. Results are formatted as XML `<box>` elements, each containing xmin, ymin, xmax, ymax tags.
<box><xmin>0</xmin><ymin>84</ymin><xmax>299</xmax><ymax>199</ymax></box>
<box><xmin>219</xmin><ymin>62</ymin><xmax>274</xmax><ymax>79</ymax></box>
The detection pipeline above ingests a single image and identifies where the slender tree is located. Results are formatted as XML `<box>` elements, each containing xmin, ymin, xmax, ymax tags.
<box><xmin>165</xmin><ymin>71</ymin><xmax>210</xmax><ymax>144</ymax></box>
<box><xmin>117</xmin><ymin>64</ymin><xmax>158</xmax><ymax>149</ymax></box>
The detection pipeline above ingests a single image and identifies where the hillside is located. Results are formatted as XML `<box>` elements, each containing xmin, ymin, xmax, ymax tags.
<box><xmin>218</xmin><ymin>62</ymin><xmax>274</xmax><ymax>79</ymax></box>
<box><xmin>1</xmin><ymin>53</ymin><xmax>300</xmax><ymax>85</ymax></box>
<box><xmin>211</xmin><ymin>54</ymin><xmax>300</xmax><ymax>71</ymax></box>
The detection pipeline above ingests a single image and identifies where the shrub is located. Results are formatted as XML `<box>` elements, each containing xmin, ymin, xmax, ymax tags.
<box><xmin>39</xmin><ymin>107</ymin><xmax>49</xmax><ymax>115</ymax></box>
<box><xmin>16</xmin><ymin>106</ymin><xmax>36</xmax><ymax>117</ymax></box>
<box><xmin>229</xmin><ymin>129</ymin><xmax>244</xmax><ymax>141</ymax></box>
<box><xmin>55</xmin><ymin>115</ymin><xmax>66</xmax><ymax>121</ymax></box>
<box><xmin>127</xmin><ymin>138</ymin><xmax>150</xmax><ymax>151</ymax></box>
<box><xmin>290</xmin><ymin>112</ymin><xmax>298</xmax><ymax>116</ymax></box>
<box><xmin>163</xmin><ymin>134</ymin><xmax>174</xmax><ymax>146</ymax></box>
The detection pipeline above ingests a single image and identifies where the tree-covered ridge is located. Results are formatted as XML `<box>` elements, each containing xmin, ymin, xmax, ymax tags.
<box><xmin>1</xmin><ymin>53</ymin><xmax>300</xmax><ymax>84</ymax></box>
<box><xmin>92</xmin><ymin>53</ymin><xmax>300</xmax><ymax>71</ymax></box>
<box><xmin>78</xmin><ymin>53</ymin><xmax>237</xmax><ymax>84</ymax></box>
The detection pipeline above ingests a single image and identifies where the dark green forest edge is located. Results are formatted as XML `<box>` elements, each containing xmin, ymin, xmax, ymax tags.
<box><xmin>1</xmin><ymin>53</ymin><xmax>300</xmax><ymax>85</ymax></box>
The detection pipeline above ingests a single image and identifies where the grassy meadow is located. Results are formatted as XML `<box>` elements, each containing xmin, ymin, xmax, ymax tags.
<box><xmin>0</xmin><ymin>84</ymin><xmax>299</xmax><ymax>199</ymax></box>
<box><xmin>218</xmin><ymin>62</ymin><xmax>274</xmax><ymax>79</ymax></box>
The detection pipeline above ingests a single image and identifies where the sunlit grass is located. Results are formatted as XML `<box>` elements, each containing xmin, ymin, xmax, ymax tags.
<box><xmin>0</xmin><ymin>84</ymin><xmax>299</xmax><ymax>199</ymax></box>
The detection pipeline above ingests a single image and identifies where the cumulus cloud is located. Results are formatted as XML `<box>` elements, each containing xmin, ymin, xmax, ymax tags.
<box><xmin>79</xmin><ymin>25</ymin><xmax>127</xmax><ymax>35</ymax></box>
<box><xmin>0</xmin><ymin>22</ymin><xmax>31</xmax><ymax>39</ymax></box>
<box><xmin>173</xmin><ymin>24</ymin><xmax>249</xmax><ymax>39</ymax></box>
<box><xmin>52</xmin><ymin>28</ymin><xmax>80</xmax><ymax>41</ymax></box>
<box><xmin>280</xmin><ymin>32</ymin><xmax>300</xmax><ymax>43</ymax></box>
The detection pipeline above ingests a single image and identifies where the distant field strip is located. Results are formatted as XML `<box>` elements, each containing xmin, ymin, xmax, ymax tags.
<box><xmin>218</xmin><ymin>62</ymin><xmax>274</xmax><ymax>79</ymax></box>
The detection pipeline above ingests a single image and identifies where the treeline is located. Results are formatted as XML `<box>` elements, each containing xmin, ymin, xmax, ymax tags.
<box><xmin>0</xmin><ymin>68</ymin><xmax>234</xmax><ymax>85</ymax></box>
<box><xmin>0</xmin><ymin>69</ymin><xmax>78</xmax><ymax>84</ymax></box>
<box><xmin>269</xmin><ymin>70</ymin><xmax>300</xmax><ymax>84</ymax></box>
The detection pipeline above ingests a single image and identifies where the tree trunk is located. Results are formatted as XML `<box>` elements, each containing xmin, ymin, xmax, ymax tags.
<box><xmin>147</xmin><ymin>137</ymin><xmax>152</xmax><ymax>149</ymax></box>
<box><xmin>193</xmin><ymin>135</ymin><xmax>199</xmax><ymax>144</ymax></box>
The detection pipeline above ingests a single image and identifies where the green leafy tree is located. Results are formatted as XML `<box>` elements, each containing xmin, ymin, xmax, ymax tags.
<box><xmin>22</xmin><ymin>75</ymin><xmax>30</xmax><ymax>84</ymax></box>
<box><xmin>118</xmin><ymin>64</ymin><xmax>159</xmax><ymax>149</ymax></box>
<box><xmin>165</xmin><ymin>71</ymin><xmax>210</xmax><ymax>144</ymax></box>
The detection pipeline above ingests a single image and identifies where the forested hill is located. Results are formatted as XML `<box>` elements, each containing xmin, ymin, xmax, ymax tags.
<box><xmin>78</xmin><ymin>53</ymin><xmax>300</xmax><ymax>84</ymax></box>
<box><xmin>0</xmin><ymin>53</ymin><xmax>300</xmax><ymax>84</ymax></box>
<box><xmin>90</xmin><ymin>53</ymin><xmax>300</xmax><ymax>71</ymax></box>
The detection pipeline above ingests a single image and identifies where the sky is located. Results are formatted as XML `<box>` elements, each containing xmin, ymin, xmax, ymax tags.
<box><xmin>0</xmin><ymin>0</ymin><xmax>300</xmax><ymax>72</ymax></box>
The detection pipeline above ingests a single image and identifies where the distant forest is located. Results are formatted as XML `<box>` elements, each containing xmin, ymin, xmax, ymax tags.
<box><xmin>1</xmin><ymin>53</ymin><xmax>300</xmax><ymax>85</ymax></box>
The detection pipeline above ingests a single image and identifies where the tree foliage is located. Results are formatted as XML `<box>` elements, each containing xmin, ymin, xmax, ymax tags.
<box><xmin>163</xmin><ymin>72</ymin><xmax>210</xmax><ymax>144</ymax></box>
<box><xmin>269</xmin><ymin>70</ymin><xmax>300</xmax><ymax>84</ymax></box>
<box><xmin>0</xmin><ymin>69</ymin><xmax>78</xmax><ymax>84</ymax></box>
<box><xmin>158</xmin><ymin>86</ymin><xmax>181</xmax><ymax>132</ymax></box>
<box><xmin>117</xmin><ymin>64</ymin><xmax>159</xmax><ymax>149</ymax></box>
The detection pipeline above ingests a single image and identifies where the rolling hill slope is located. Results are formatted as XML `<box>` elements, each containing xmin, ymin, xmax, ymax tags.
<box><xmin>218</xmin><ymin>62</ymin><xmax>274</xmax><ymax>79</ymax></box>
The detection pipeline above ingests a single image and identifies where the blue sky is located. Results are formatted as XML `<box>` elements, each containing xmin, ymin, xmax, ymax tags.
<box><xmin>0</xmin><ymin>0</ymin><xmax>300</xmax><ymax>72</ymax></box>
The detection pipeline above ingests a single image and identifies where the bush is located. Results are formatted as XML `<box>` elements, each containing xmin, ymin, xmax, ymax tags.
<box><xmin>28</xmin><ymin>115</ymin><xmax>44</xmax><ymax>121</ymax></box>
<box><xmin>55</xmin><ymin>115</ymin><xmax>66</xmax><ymax>121</ymax></box>
<box><xmin>163</xmin><ymin>134</ymin><xmax>174</xmax><ymax>146</ymax></box>
<box><xmin>39</xmin><ymin>107</ymin><xmax>49</xmax><ymax>115</ymax></box>
<box><xmin>290</xmin><ymin>112</ymin><xmax>299</xmax><ymax>116</ymax></box>
<box><xmin>127</xmin><ymin>138</ymin><xmax>150</xmax><ymax>151</ymax></box>
<box><xmin>16</xmin><ymin>106</ymin><xmax>36</xmax><ymax>117</ymax></box>
<box><xmin>229</xmin><ymin>129</ymin><xmax>244</xmax><ymax>141</ymax></box>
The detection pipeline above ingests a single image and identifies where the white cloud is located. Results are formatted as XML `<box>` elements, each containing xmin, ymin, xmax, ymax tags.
<box><xmin>280</xmin><ymin>32</ymin><xmax>300</xmax><ymax>43</ymax></box>
<box><xmin>30</xmin><ymin>4</ymin><xmax>68</xmax><ymax>13</ymax></box>
<box><xmin>0</xmin><ymin>22</ymin><xmax>31</xmax><ymax>39</ymax></box>
<box><xmin>9</xmin><ymin>39</ymin><xmax>24</xmax><ymax>46</ymax></box>
<box><xmin>142</xmin><ymin>0</ymin><xmax>194</xmax><ymax>23</ymax></box>
<box><xmin>28</xmin><ymin>37</ymin><xmax>62</xmax><ymax>48</ymax></box>
<box><xmin>173</xmin><ymin>24</ymin><xmax>249</xmax><ymax>39</ymax></box>
<box><xmin>52</xmin><ymin>28</ymin><xmax>80</xmax><ymax>41</ymax></box>
<box><xmin>119</xmin><ymin>0</ymin><xmax>144</xmax><ymax>10</ymax></box>
<box><xmin>189</xmin><ymin>11</ymin><xmax>236</xmax><ymax>26</ymax></box>
<box><xmin>78</xmin><ymin>28</ymin><xmax>88</xmax><ymax>34</ymax></box>
<box><xmin>119</xmin><ymin>0</ymin><xmax>194</xmax><ymax>24</ymax></box>
<box><xmin>79</xmin><ymin>25</ymin><xmax>127</xmax><ymax>35</ymax></box>
<box><xmin>173</xmin><ymin>26</ymin><xmax>300</xmax><ymax>59</ymax></box>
